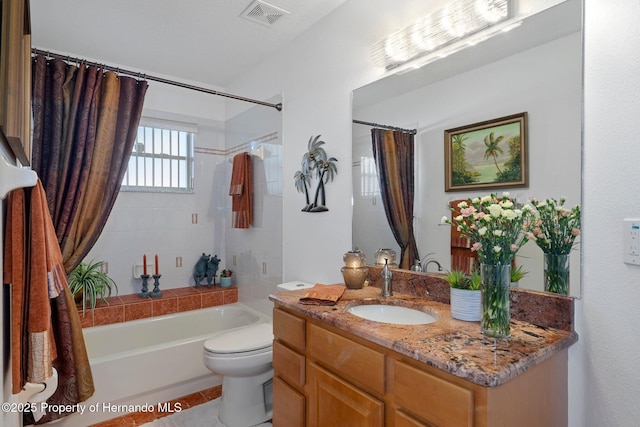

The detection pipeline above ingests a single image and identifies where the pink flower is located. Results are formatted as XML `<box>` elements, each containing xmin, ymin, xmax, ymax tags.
<box><xmin>471</xmin><ymin>242</ymin><xmax>482</xmax><ymax>252</ymax></box>
<box><xmin>571</xmin><ymin>228</ymin><xmax>580</xmax><ymax>236</ymax></box>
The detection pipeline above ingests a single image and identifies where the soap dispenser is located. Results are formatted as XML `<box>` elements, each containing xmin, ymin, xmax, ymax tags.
<box><xmin>381</xmin><ymin>258</ymin><xmax>393</xmax><ymax>297</ymax></box>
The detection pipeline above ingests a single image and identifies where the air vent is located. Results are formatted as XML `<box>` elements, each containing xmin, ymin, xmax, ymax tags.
<box><xmin>240</xmin><ymin>0</ymin><xmax>290</xmax><ymax>27</ymax></box>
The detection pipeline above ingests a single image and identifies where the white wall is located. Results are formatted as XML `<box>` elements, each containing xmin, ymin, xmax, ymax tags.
<box><xmin>225</xmin><ymin>0</ymin><xmax>640</xmax><ymax>425</ymax></box>
<box><xmin>577</xmin><ymin>0</ymin><xmax>640</xmax><ymax>425</ymax></box>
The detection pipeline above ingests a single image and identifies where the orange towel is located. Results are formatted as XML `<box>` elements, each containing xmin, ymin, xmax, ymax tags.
<box><xmin>229</xmin><ymin>152</ymin><xmax>252</xmax><ymax>228</ymax></box>
<box><xmin>3</xmin><ymin>180</ymin><xmax>94</xmax><ymax>421</ymax></box>
<box><xmin>299</xmin><ymin>284</ymin><xmax>346</xmax><ymax>306</ymax></box>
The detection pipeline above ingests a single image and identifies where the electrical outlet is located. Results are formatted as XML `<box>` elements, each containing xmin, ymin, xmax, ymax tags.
<box><xmin>176</xmin><ymin>256</ymin><xmax>182</xmax><ymax>268</ymax></box>
<box><xmin>623</xmin><ymin>219</ymin><xmax>640</xmax><ymax>265</ymax></box>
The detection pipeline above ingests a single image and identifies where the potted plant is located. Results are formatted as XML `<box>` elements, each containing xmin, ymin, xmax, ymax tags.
<box><xmin>510</xmin><ymin>264</ymin><xmax>528</xmax><ymax>287</ymax></box>
<box><xmin>220</xmin><ymin>269</ymin><xmax>233</xmax><ymax>288</ymax></box>
<box><xmin>445</xmin><ymin>269</ymin><xmax>482</xmax><ymax>321</ymax></box>
<box><xmin>68</xmin><ymin>260</ymin><xmax>118</xmax><ymax>315</ymax></box>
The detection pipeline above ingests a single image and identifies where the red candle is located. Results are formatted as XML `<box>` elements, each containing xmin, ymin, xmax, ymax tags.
<box><xmin>143</xmin><ymin>254</ymin><xmax>147</xmax><ymax>275</ymax></box>
<box><xmin>155</xmin><ymin>254</ymin><xmax>159</xmax><ymax>275</ymax></box>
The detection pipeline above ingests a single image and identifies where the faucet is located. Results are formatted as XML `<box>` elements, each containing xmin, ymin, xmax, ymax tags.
<box><xmin>381</xmin><ymin>258</ymin><xmax>393</xmax><ymax>297</ymax></box>
<box><xmin>422</xmin><ymin>259</ymin><xmax>445</xmax><ymax>273</ymax></box>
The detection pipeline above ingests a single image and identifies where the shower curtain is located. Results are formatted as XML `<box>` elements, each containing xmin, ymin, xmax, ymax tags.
<box><xmin>371</xmin><ymin>128</ymin><xmax>419</xmax><ymax>269</ymax></box>
<box><xmin>31</xmin><ymin>55</ymin><xmax>148</xmax><ymax>273</ymax></box>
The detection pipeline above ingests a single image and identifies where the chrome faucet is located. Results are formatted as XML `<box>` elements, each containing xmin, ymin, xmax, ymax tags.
<box><xmin>423</xmin><ymin>259</ymin><xmax>444</xmax><ymax>273</ymax></box>
<box><xmin>381</xmin><ymin>258</ymin><xmax>393</xmax><ymax>297</ymax></box>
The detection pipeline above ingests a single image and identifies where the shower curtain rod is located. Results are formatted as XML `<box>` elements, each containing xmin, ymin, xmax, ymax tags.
<box><xmin>353</xmin><ymin>119</ymin><xmax>417</xmax><ymax>135</ymax></box>
<box><xmin>31</xmin><ymin>48</ymin><xmax>283</xmax><ymax>111</ymax></box>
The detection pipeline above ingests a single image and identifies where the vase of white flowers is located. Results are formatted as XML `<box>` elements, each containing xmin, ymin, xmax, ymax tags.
<box><xmin>528</xmin><ymin>197</ymin><xmax>581</xmax><ymax>295</ymax></box>
<box><xmin>442</xmin><ymin>192</ymin><xmax>533</xmax><ymax>338</ymax></box>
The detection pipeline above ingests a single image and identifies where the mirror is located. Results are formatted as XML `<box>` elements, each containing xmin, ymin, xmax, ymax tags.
<box><xmin>352</xmin><ymin>0</ymin><xmax>583</xmax><ymax>297</ymax></box>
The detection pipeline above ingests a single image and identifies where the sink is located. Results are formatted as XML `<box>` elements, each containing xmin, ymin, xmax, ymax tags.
<box><xmin>347</xmin><ymin>304</ymin><xmax>438</xmax><ymax>325</ymax></box>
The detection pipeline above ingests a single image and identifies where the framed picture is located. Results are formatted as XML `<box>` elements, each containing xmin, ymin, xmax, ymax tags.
<box><xmin>444</xmin><ymin>112</ymin><xmax>528</xmax><ymax>192</ymax></box>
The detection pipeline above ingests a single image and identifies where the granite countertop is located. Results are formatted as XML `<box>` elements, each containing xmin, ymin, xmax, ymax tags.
<box><xmin>270</xmin><ymin>285</ymin><xmax>578</xmax><ymax>388</ymax></box>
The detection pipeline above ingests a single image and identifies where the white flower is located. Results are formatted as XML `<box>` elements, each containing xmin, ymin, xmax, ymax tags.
<box><xmin>502</xmin><ymin>192</ymin><xmax>510</xmax><ymax>197</ymax></box>
<box><xmin>481</xmin><ymin>195</ymin><xmax>492</xmax><ymax>203</ymax></box>
<box><xmin>472</xmin><ymin>197</ymin><xmax>480</xmax><ymax>204</ymax></box>
<box><xmin>455</xmin><ymin>215</ymin><xmax>463</xmax><ymax>222</ymax></box>
<box><xmin>488</xmin><ymin>203</ymin><xmax>503</xmax><ymax>217</ymax></box>
<box><xmin>440</xmin><ymin>216</ymin><xmax>449</xmax><ymax>224</ymax></box>
<box><xmin>493</xmin><ymin>230</ymin><xmax>503</xmax><ymax>237</ymax></box>
<box><xmin>500</xmin><ymin>199</ymin><xmax>513</xmax><ymax>209</ymax></box>
<box><xmin>502</xmin><ymin>209</ymin><xmax>516</xmax><ymax>220</ymax></box>
<box><xmin>457</xmin><ymin>201</ymin><xmax>468</xmax><ymax>209</ymax></box>
<box><xmin>478</xmin><ymin>227</ymin><xmax>488</xmax><ymax>236</ymax></box>
<box><xmin>493</xmin><ymin>246</ymin><xmax>502</xmax><ymax>253</ymax></box>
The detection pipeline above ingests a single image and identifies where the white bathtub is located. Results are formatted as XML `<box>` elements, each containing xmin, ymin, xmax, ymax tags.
<box><xmin>56</xmin><ymin>303</ymin><xmax>272</xmax><ymax>427</ymax></box>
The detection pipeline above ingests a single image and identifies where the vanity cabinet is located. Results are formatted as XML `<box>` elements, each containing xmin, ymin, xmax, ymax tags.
<box><xmin>273</xmin><ymin>306</ymin><xmax>568</xmax><ymax>427</ymax></box>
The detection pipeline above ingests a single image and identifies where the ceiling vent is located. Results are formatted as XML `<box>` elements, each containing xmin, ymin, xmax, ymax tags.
<box><xmin>240</xmin><ymin>0</ymin><xmax>290</xmax><ymax>27</ymax></box>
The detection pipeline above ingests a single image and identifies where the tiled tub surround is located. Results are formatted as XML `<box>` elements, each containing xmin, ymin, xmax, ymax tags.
<box><xmin>79</xmin><ymin>285</ymin><xmax>238</xmax><ymax>328</ymax></box>
<box><xmin>270</xmin><ymin>283</ymin><xmax>577</xmax><ymax>388</ymax></box>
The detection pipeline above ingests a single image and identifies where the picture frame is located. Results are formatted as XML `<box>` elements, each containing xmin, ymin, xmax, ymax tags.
<box><xmin>444</xmin><ymin>112</ymin><xmax>528</xmax><ymax>192</ymax></box>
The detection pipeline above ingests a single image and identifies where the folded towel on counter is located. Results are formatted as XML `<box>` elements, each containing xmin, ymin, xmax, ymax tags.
<box><xmin>299</xmin><ymin>284</ymin><xmax>346</xmax><ymax>306</ymax></box>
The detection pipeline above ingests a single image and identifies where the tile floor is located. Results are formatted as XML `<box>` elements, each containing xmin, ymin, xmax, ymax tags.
<box><xmin>90</xmin><ymin>386</ymin><xmax>222</xmax><ymax>427</ymax></box>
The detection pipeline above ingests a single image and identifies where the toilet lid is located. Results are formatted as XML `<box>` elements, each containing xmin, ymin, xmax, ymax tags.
<box><xmin>204</xmin><ymin>323</ymin><xmax>273</xmax><ymax>354</ymax></box>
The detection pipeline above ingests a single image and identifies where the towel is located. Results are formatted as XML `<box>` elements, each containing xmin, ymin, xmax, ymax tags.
<box><xmin>229</xmin><ymin>152</ymin><xmax>252</xmax><ymax>228</ymax></box>
<box><xmin>299</xmin><ymin>284</ymin><xmax>346</xmax><ymax>306</ymax></box>
<box><xmin>3</xmin><ymin>180</ymin><xmax>94</xmax><ymax>423</ymax></box>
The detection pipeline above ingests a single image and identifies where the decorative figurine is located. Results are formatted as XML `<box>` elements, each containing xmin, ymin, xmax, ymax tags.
<box><xmin>206</xmin><ymin>255</ymin><xmax>220</xmax><ymax>286</ymax></box>
<box><xmin>194</xmin><ymin>253</ymin><xmax>221</xmax><ymax>288</ymax></box>
<box><xmin>194</xmin><ymin>253</ymin><xmax>210</xmax><ymax>286</ymax></box>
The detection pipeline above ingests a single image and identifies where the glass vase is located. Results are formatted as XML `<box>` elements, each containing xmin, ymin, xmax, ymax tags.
<box><xmin>544</xmin><ymin>253</ymin><xmax>570</xmax><ymax>295</ymax></box>
<box><xmin>480</xmin><ymin>263</ymin><xmax>511</xmax><ymax>338</ymax></box>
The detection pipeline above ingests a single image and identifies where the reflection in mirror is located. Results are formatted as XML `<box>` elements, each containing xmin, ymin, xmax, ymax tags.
<box><xmin>352</xmin><ymin>0</ymin><xmax>582</xmax><ymax>297</ymax></box>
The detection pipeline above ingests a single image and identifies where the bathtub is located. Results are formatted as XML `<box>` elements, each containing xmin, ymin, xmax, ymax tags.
<box><xmin>56</xmin><ymin>303</ymin><xmax>272</xmax><ymax>427</ymax></box>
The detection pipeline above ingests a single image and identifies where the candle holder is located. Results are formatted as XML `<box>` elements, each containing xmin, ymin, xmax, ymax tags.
<box><xmin>139</xmin><ymin>274</ymin><xmax>151</xmax><ymax>297</ymax></box>
<box><xmin>150</xmin><ymin>274</ymin><xmax>163</xmax><ymax>298</ymax></box>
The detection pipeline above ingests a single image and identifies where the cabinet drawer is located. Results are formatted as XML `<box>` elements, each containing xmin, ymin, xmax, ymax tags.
<box><xmin>273</xmin><ymin>340</ymin><xmax>305</xmax><ymax>389</ymax></box>
<box><xmin>308</xmin><ymin>323</ymin><xmax>385</xmax><ymax>395</ymax></box>
<box><xmin>273</xmin><ymin>376</ymin><xmax>305</xmax><ymax>427</ymax></box>
<box><xmin>393</xmin><ymin>360</ymin><xmax>473</xmax><ymax>427</ymax></box>
<box><xmin>273</xmin><ymin>308</ymin><xmax>305</xmax><ymax>352</ymax></box>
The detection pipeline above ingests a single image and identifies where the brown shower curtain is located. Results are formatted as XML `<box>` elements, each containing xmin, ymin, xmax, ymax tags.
<box><xmin>371</xmin><ymin>129</ymin><xmax>419</xmax><ymax>269</ymax></box>
<box><xmin>31</xmin><ymin>55</ymin><xmax>148</xmax><ymax>273</ymax></box>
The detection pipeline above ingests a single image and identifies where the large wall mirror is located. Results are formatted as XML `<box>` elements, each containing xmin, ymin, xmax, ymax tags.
<box><xmin>352</xmin><ymin>0</ymin><xmax>583</xmax><ymax>297</ymax></box>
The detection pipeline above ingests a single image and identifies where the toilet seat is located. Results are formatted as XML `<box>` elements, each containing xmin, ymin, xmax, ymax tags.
<box><xmin>204</xmin><ymin>323</ymin><xmax>273</xmax><ymax>355</ymax></box>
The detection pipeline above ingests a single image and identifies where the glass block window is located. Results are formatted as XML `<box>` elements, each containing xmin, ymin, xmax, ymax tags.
<box><xmin>122</xmin><ymin>118</ymin><xmax>195</xmax><ymax>192</ymax></box>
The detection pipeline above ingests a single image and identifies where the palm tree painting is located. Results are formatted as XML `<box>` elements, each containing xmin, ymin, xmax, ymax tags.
<box><xmin>445</xmin><ymin>113</ymin><xmax>528</xmax><ymax>192</ymax></box>
<box><xmin>294</xmin><ymin>135</ymin><xmax>339</xmax><ymax>212</ymax></box>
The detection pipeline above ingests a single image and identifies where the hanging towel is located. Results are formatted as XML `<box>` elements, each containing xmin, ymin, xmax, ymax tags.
<box><xmin>229</xmin><ymin>152</ymin><xmax>253</xmax><ymax>228</ymax></box>
<box><xmin>3</xmin><ymin>180</ymin><xmax>94</xmax><ymax>423</ymax></box>
<box><xmin>299</xmin><ymin>284</ymin><xmax>346</xmax><ymax>306</ymax></box>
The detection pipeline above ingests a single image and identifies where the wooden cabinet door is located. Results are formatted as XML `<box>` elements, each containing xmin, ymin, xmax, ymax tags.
<box><xmin>307</xmin><ymin>362</ymin><xmax>383</xmax><ymax>427</ymax></box>
<box><xmin>273</xmin><ymin>376</ymin><xmax>305</xmax><ymax>427</ymax></box>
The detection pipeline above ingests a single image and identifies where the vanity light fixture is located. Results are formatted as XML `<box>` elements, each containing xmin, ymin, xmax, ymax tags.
<box><xmin>371</xmin><ymin>0</ymin><xmax>512</xmax><ymax>71</ymax></box>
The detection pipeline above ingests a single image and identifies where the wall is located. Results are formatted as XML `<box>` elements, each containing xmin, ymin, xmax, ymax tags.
<box><xmin>353</xmin><ymin>33</ymin><xmax>582</xmax><ymax>294</ymax></box>
<box><xmin>224</xmin><ymin>0</ymin><xmax>640</xmax><ymax>425</ymax></box>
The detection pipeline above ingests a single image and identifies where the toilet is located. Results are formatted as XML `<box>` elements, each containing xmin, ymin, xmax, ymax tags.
<box><xmin>203</xmin><ymin>322</ymin><xmax>274</xmax><ymax>427</ymax></box>
<box><xmin>202</xmin><ymin>281</ymin><xmax>314</xmax><ymax>426</ymax></box>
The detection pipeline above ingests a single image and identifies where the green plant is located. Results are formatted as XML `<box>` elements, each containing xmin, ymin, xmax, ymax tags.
<box><xmin>468</xmin><ymin>269</ymin><xmax>482</xmax><ymax>291</ymax></box>
<box><xmin>444</xmin><ymin>270</ymin><xmax>467</xmax><ymax>289</ymax></box>
<box><xmin>510</xmin><ymin>264</ymin><xmax>528</xmax><ymax>282</ymax></box>
<box><xmin>68</xmin><ymin>260</ymin><xmax>117</xmax><ymax>315</ymax></box>
<box><xmin>220</xmin><ymin>269</ymin><xmax>233</xmax><ymax>278</ymax></box>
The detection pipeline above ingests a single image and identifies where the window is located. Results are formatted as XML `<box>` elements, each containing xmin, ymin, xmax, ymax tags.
<box><xmin>360</xmin><ymin>156</ymin><xmax>380</xmax><ymax>197</ymax></box>
<box><xmin>122</xmin><ymin>118</ymin><xmax>195</xmax><ymax>192</ymax></box>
